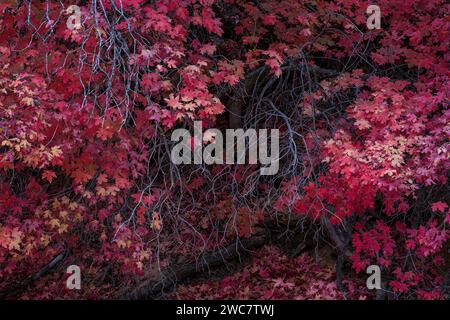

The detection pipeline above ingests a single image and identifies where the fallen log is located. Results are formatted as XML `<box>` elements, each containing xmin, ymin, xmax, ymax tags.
<box><xmin>0</xmin><ymin>250</ymin><xmax>66</xmax><ymax>299</ymax></box>
<box><xmin>116</xmin><ymin>232</ymin><xmax>269</xmax><ymax>300</ymax></box>
<box><xmin>116</xmin><ymin>216</ymin><xmax>353</xmax><ymax>300</ymax></box>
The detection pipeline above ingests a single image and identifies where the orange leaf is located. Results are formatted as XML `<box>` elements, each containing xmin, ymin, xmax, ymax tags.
<box><xmin>42</xmin><ymin>170</ymin><xmax>56</xmax><ymax>183</ymax></box>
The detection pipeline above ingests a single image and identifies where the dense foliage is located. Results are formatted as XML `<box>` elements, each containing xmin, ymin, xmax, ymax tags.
<box><xmin>0</xmin><ymin>0</ymin><xmax>448</xmax><ymax>299</ymax></box>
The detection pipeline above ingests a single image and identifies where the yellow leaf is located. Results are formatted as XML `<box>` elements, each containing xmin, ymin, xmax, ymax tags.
<box><xmin>116</xmin><ymin>239</ymin><xmax>127</xmax><ymax>249</ymax></box>
<box><xmin>41</xmin><ymin>235</ymin><xmax>51</xmax><ymax>246</ymax></box>
<box><xmin>49</xmin><ymin>218</ymin><xmax>60</xmax><ymax>228</ymax></box>
<box><xmin>106</xmin><ymin>186</ymin><xmax>119</xmax><ymax>196</ymax></box>
<box><xmin>59</xmin><ymin>210</ymin><xmax>68</xmax><ymax>220</ymax></box>
<box><xmin>96</xmin><ymin>186</ymin><xmax>107</xmax><ymax>196</ymax></box>
<box><xmin>21</xmin><ymin>96</ymin><xmax>34</xmax><ymax>106</ymax></box>
<box><xmin>1</xmin><ymin>140</ymin><xmax>12</xmax><ymax>147</ymax></box>
<box><xmin>8</xmin><ymin>237</ymin><xmax>21</xmax><ymax>251</ymax></box>
<box><xmin>69</xmin><ymin>202</ymin><xmax>78</xmax><ymax>210</ymax></box>
<box><xmin>8</xmin><ymin>228</ymin><xmax>22</xmax><ymax>251</ymax></box>
<box><xmin>74</xmin><ymin>212</ymin><xmax>83</xmax><ymax>222</ymax></box>
<box><xmin>151</xmin><ymin>212</ymin><xmax>162</xmax><ymax>231</ymax></box>
<box><xmin>58</xmin><ymin>224</ymin><xmax>68</xmax><ymax>234</ymax></box>
<box><xmin>50</xmin><ymin>146</ymin><xmax>62</xmax><ymax>158</ymax></box>
<box><xmin>140</xmin><ymin>250</ymin><xmax>150</xmax><ymax>261</ymax></box>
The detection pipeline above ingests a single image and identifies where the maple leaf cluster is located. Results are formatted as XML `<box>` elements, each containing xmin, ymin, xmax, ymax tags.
<box><xmin>0</xmin><ymin>0</ymin><xmax>448</xmax><ymax>300</ymax></box>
